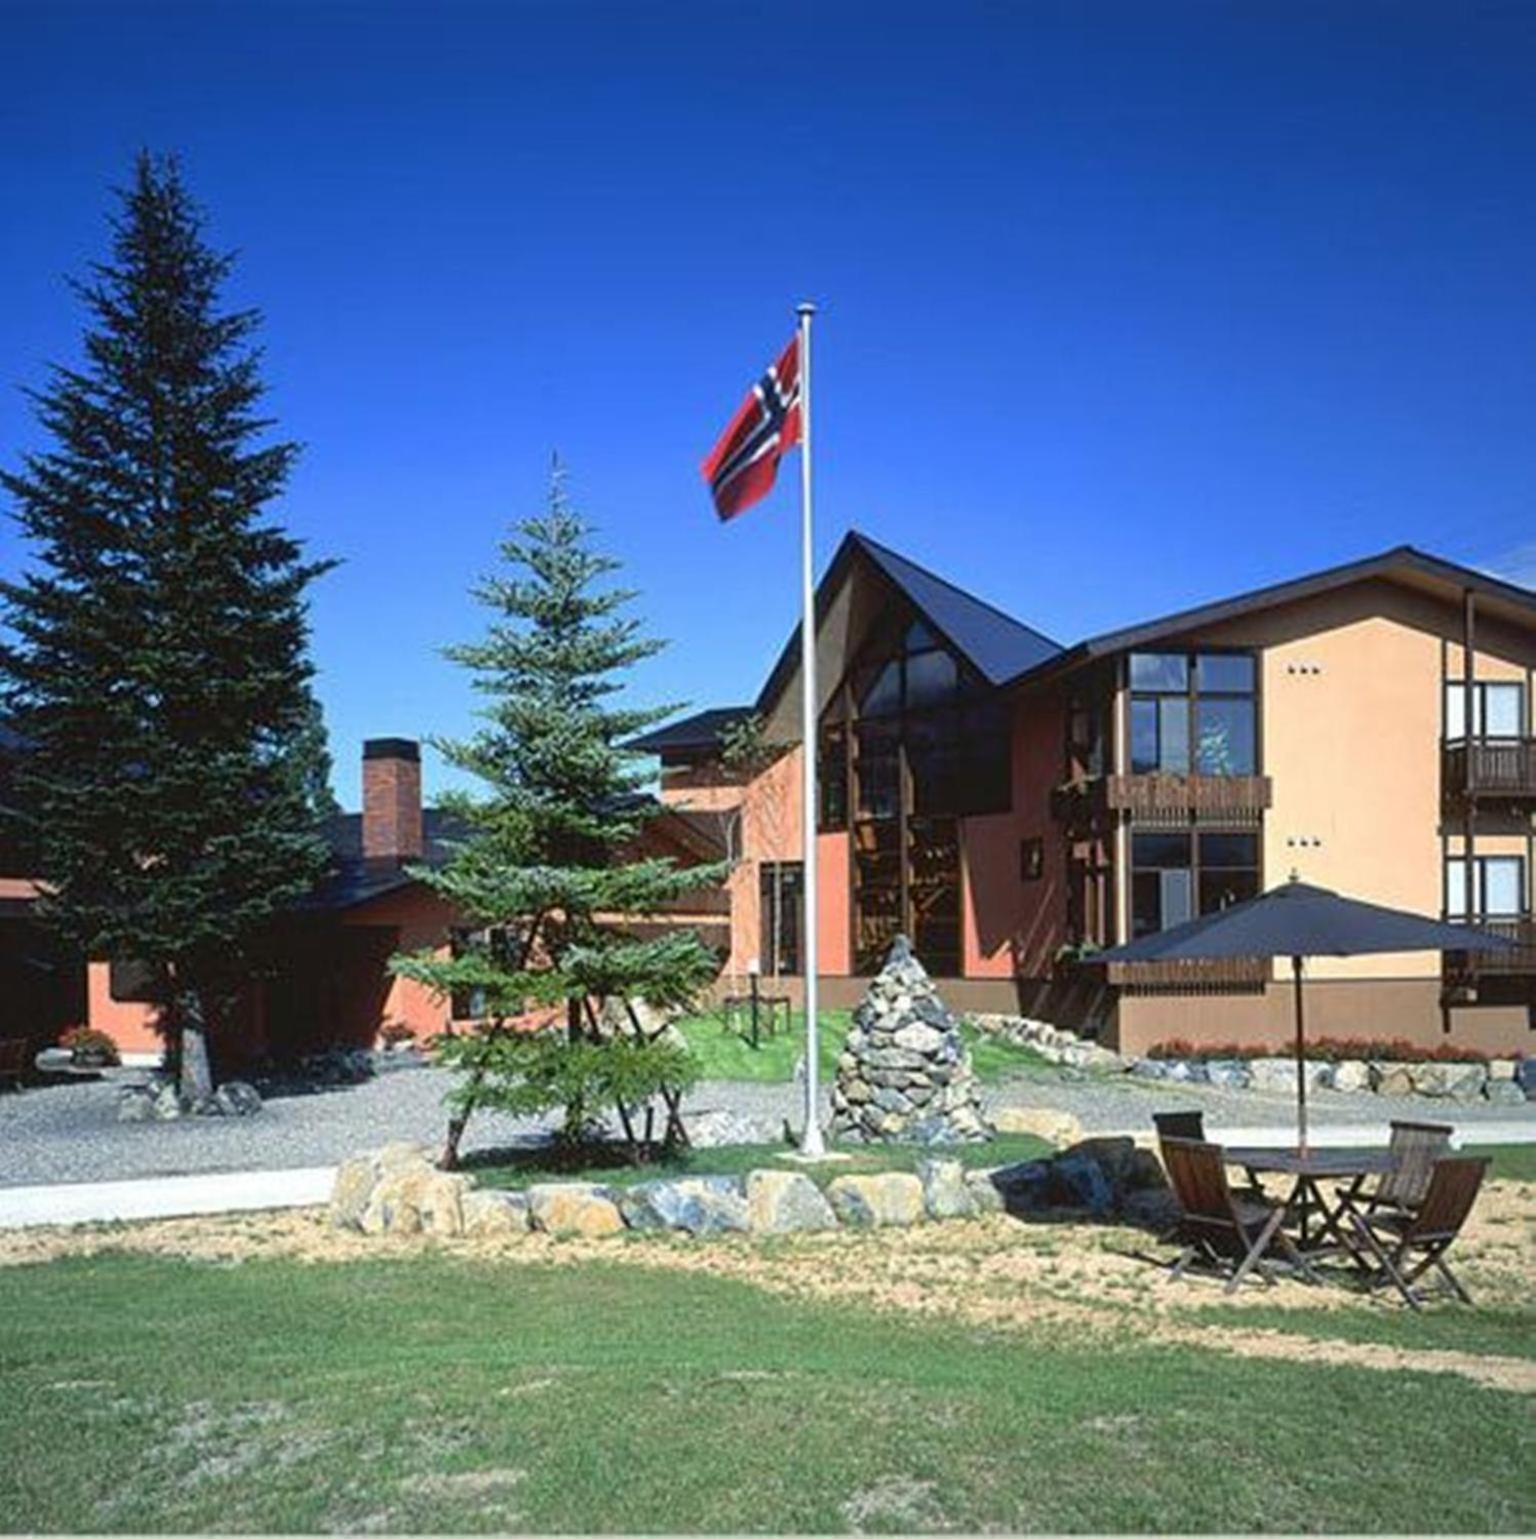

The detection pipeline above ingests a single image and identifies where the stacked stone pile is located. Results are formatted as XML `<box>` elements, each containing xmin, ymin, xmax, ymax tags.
<box><xmin>831</xmin><ymin>936</ymin><xmax>991</xmax><ymax>1144</ymax></box>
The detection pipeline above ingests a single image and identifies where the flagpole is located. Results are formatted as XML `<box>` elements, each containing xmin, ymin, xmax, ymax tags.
<box><xmin>796</xmin><ymin>300</ymin><xmax>825</xmax><ymax>1157</ymax></box>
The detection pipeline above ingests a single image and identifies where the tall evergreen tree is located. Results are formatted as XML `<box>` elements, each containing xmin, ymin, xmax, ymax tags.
<box><xmin>0</xmin><ymin>152</ymin><xmax>334</xmax><ymax>1096</ymax></box>
<box><xmin>392</xmin><ymin>468</ymin><xmax>724</xmax><ymax>1169</ymax></box>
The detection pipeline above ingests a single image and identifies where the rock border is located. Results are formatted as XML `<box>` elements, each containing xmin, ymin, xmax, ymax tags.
<box><xmin>329</xmin><ymin>1137</ymin><xmax>1178</xmax><ymax>1241</ymax></box>
<box><xmin>967</xmin><ymin>1013</ymin><xmax>1531</xmax><ymax>1106</ymax></box>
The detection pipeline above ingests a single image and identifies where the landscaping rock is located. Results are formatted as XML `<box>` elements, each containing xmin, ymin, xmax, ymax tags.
<box><xmin>1484</xmin><ymin>1078</ymin><xmax>1527</xmax><ymax>1107</ymax></box>
<box><xmin>1331</xmin><ymin>1059</ymin><xmax>1371</xmax><ymax>1095</ymax></box>
<box><xmin>989</xmin><ymin>1106</ymin><xmax>1083</xmax><ymax>1148</ymax></box>
<box><xmin>1371</xmin><ymin>1062</ymin><xmax>1415</xmax><ymax>1097</ymax></box>
<box><xmin>618</xmin><ymin>1176</ymin><xmax>749</xmax><ymax>1236</ymax></box>
<box><xmin>462</xmin><ymin>1189</ymin><xmax>531</xmax><ymax>1237</ymax></box>
<box><xmin>1046</xmin><ymin>1151</ymin><xmax>1115</xmax><ymax>1217</ymax></box>
<box><xmin>152</xmin><ymin>1081</ymin><xmax>187</xmax><ymax>1119</ymax></box>
<box><xmin>744</xmin><ymin>1169</ymin><xmax>838</xmax><ymax>1234</ymax></box>
<box><xmin>526</xmin><ymin>1182</ymin><xmax>625</xmax><ymax>1238</ymax></box>
<box><xmin>1119</xmin><ymin>1186</ymin><xmax>1181</xmax><ymax>1232</ymax></box>
<box><xmin>361</xmin><ymin>1164</ymin><xmax>468</xmax><ymax>1237</ymax></box>
<box><xmin>330</xmin><ymin>1153</ymin><xmax>381</xmax><ymax>1229</ymax></box>
<box><xmin>116</xmin><ymin>1086</ymin><xmax>157</xmax><ymax>1123</ymax></box>
<box><xmin>1128</xmin><ymin>1059</ymin><xmax>1166</xmax><ymax>1080</ymax></box>
<box><xmin>831</xmin><ymin>936</ymin><xmax>991</xmax><ymax>1145</ymax></box>
<box><xmin>964</xmin><ymin>1168</ymin><xmax>1007</xmax><ymax>1215</ymax></box>
<box><xmin>1517</xmin><ymin>1059</ymin><xmax>1536</xmax><ymax>1099</ymax></box>
<box><xmin>916</xmin><ymin>1157</ymin><xmax>973</xmax><ymax>1220</ymax></box>
<box><xmin>980</xmin><ymin>1159</ymin><xmax>1052</xmax><ymax>1214</ymax></box>
<box><xmin>1060</xmin><ymin>1136</ymin><xmax>1138</xmax><ymax>1192</ymax></box>
<box><xmin>213</xmin><ymin>1080</ymin><xmax>262</xmax><ymax>1117</ymax></box>
<box><xmin>1409</xmin><ymin>1062</ymin><xmax>1488</xmax><ymax>1100</ymax></box>
<box><xmin>1203</xmin><ymin>1059</ymin><xmax>1252</xmax><ymax>1091</ymax></box>
<box><xmin>825</xmin><ymin>1171</ymin><xmax>926</xmax><ymax>1227</ymax></box>
<box><xmin>1488</xmin><ymin>1057</ymin><xmax>1518</xmax><ymax>1084</ymax></box>
<box><xmin>1247</xmin><ymin>1058</ymin><xmax>1298</xmax><ymax>1093</ymax></box>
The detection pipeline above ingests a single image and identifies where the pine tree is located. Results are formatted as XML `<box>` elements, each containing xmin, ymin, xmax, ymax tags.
<box><xmin>392</xmin><ymin>468</ymin><xmax>725</xmax><ymax>1169</ymax></box>
<box><xmin>0</xmin><ymin>152</ymin><xmax>334</xmax><ymax>1097</ymax></box>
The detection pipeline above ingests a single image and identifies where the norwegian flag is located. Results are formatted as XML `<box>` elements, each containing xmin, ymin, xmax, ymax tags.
<box><xmin>701</xmin><ymin>336</ymin><xmax>802</xmax><ymax>520</ymax></box>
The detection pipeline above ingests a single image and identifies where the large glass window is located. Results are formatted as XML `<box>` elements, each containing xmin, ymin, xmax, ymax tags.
<box><xmin>1129</xmin><ymin>650</ymin><xmax>1257</xmax><ymax>776</ymax></box>
<box><xmin>1131</xmin><ymin>830</ymin><xmax>1260</xmax><ymax>937</ymax></box>
<box><xmin>759</xmin><ymin>861</ymin><xmax>804</xmax><ymax>975</ymax></box>
<box><xmin>1446</xmin><ymin>855</ymin><xmax>1526</xmax><ymax>920</ymax></box>
<box><xmin>1445</xmin><ymin>681</ymin><xmax>1526</xmax><ymax>740</ymax></box>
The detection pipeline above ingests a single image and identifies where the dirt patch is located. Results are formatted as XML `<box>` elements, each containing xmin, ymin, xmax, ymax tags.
<box><xmin>4</xmin><ymin>1180</ymin><xmax>1532</xmax><ymax>1393</ymax></box>
<box><xmin>842</xmin><ymin>1475</ymin><xmax>948</xmax><ymax>1532</ymax></box>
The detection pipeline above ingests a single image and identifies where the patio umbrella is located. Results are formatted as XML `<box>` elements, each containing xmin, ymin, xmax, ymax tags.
<box><xmin>1095</xmin><ymin>877</ymin><xmax>1513</xmax><ymax>1148</ymax></box>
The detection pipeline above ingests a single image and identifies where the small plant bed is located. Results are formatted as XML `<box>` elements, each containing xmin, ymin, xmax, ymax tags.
<box><xmin>672</xmin><ymin>1009</ymin><xmax>1049</xmax><ymax>1085</ymax></box>
<box><xmin>463</xmin><ymin>1132</ymin><xmax>1055</xmax><ymax>1192</ymax></box>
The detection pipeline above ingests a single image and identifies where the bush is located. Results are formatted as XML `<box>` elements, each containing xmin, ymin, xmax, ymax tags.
<box><xmin>1146</xmin><ymin>1035</ymin><xmax>1489</xmax><ymax>1065</ymax></box>
<box><xmin>59</xmin><ymin>1026</ymin><xmax>120</xmax><ymax>1067</ymax></box>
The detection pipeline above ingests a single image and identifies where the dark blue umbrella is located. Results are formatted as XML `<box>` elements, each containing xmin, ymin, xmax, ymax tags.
<box><xmin>1096</xmin><ymin>877</ymin><xmax>1513</xmax><ymax>1146</ymax></box>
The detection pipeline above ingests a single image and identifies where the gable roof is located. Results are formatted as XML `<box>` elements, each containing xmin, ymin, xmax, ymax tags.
<box><xmin>750</xmin><ymin>530</ymin><xmax>1063</xmax><ymax>717</ymax></box>
<box><xmin>1010</xmin><ymin>544</ymin><xmax>1536</xmax><ymax>688</ymax></box>
<box><xmin>627</xmin><ymin>706</ymin><xmax>754</xmax><ymax>755</ymax></box>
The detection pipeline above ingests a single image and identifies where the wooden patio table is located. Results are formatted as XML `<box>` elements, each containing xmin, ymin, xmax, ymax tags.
<box><xmin>1224</xmin><ymin>1146</ymin><xmax>1398</xmax><ymax>1256</ymax></box>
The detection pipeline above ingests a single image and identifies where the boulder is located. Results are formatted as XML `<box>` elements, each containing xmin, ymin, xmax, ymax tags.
<box><xmin>989</xmin><ymin>1106</ymin><xmax>1083</xmax><ymax>1148</ymax></box>
<box><xmin>526</xmin><ymin>1183</ymin><xmax>625</xmax><ymax>1238</ymax></box>
<box><xmin>1119</xmin><ymin>1187</ymin><xmax>1182</xmax><ymax>1232</ymax></box>
<box><xmin>744</xmin><ymin>1169</ymin><xmax>838</xmax><ymax>1234</ymax></box>
<box><xmin>361</xmin><ymin>1164</ymin><xmax>468</xmax><ymax>1237</ymax></box>
<box><xmin>980</xmin><ymin>1159</ymin><xmax>1052</xmax><ymax>1214</ymax></box>
<box><xmin>1487</xmin><ymin>1058</ymin><xmax>1518</xmax><ymax>1085</ymax></box>
<box><xmin>1124</xmin><ymin>1147</ymin><xmax>1171</xmax><ymax>1192</ymax></box>
<box><xmin>462</xmin><ymin>1189</ymin><xmax>531</xmax><ymax>1237</ymax></box>
<box><xmin>1331</xmin><ymin>1059</ymin><xmax>1371</xmax><ymax>1095</ymax></box>
<box><xmin>1129</xmin><ymin>1059</ymin><xmax>1166</xmax><ymax>1080</ymax></box>
<box><xmin>965</xmin><ymin>1168</ymin><xmax>1007</xmax><ymax>1215</ymax></box>
<box><xmin>1204</xmin><ymin>1059</ymin><xmax>1252</xmax><ymax>1091</ymax></box>
<box><xmin>152</xmin><ymin>1081</ymin><xmax>187</xmax><ymax>1119</ymax></box>
<box><xmin>1060</xmin><ymin>1136</ymin><xmax>1138</xmax><ymax>1192</ymax></box>
<box><xmin>1045</xmin><ymin>1152</ymin><xmax>1115</xmax><ymax>1217</ymax></box>
<box><xmin>1517</xmin><ymin>1059</ymin><xmax>1536</xmax><ymax>1098</ymax></box>
<box><xmin>1409</xmin><ymin>1062</ymin><xmax>1487</xmax><ymax>1100</ymax></box>
<box><xmin>1484</xmin><ymin>1078</ymin><xmax>1527</xmax><ymax>1107</ymax></box>
<box><xmin>213</xmin><ymin>1080</ymin><xmax>262</xmax><ymax>1117</ymax></box>
<box><xmin>1371</xmin><ymin>1062</ymin><xmax>1415</xmax><ymax>1098</ymax></box>
<box><xmin>116</xmin><ymin>1087</ymin><xmax>156</xmax><ymax>1123</ymax></box>
<box><xmin>916</xmin><ymin>1157</ymin><xmax>973</xmax><ymax>1220</ymax></box>
<box><xmin>1248</xmin><ymin>1058</ymin><xmax>1298</xmax><ymax>1093</ymax></box>
<box><xmin>619</xmin><ymin>1176</ymin><xmax>749</xmax><ymax>1236</ymax></box>
<box><xmin>825</xmin><ymin>1172</ymin><xmax>926</xmax><ymax>1228</ymax></box>
<box><xmin>331</xmin><ymin>1153</ymin><xmax>381</xmax><ymax>1229</ymax></box>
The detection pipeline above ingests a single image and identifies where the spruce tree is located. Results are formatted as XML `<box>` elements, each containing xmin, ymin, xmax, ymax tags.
<box><xmin>0</xmin><ymin>152</ymin><xmax>334</xmax><ymax>1096</ymax></box>
<box><xmin>392</xmin><ymin>468</ymin><xmax>724</xmax><ymax>1168</ymax></box>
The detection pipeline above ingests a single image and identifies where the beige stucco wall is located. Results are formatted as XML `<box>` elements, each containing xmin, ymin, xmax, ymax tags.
<box><xmin>1177</xmin><ymin>578</ymin><xmax>1536</xmax><ymax>986</ymax></box>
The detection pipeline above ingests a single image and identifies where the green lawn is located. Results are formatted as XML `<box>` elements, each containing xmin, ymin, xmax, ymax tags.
<box><xmin>673</xmin><ymin>1007</ymin><xmax>1050</xmax><ymax>1084</ymax></box>
<box><xmin>2</xmin><ymin>1251</ymin><xmax>1531</xmax><ymax>1533</ymax></box>
<box><xmin>1469</xmin><ymin>1143</ymin><xmax>1536</xmax><ymax>1183</ymax></box>
<box><xmin>465</xmin><ymin>1133</ymin><xmax>1054</xmax><ymax>1191</ymax></box>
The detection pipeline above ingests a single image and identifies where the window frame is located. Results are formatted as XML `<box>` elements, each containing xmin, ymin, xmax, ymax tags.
<box><xmin>1127</xmin><ymin>648</ymin><xmax>1260</xmax><ymax>778</ymax></box>
<box><xmin>1445</xmin><ymin>853</ymin><xmax>1528</xmax><ymax>921</ymax></box>
<box><xmin>1130</xmin><ymin>827</ymin><xmax>1261</xmax><ymax>938</ymax></box>
<box><xmin>758</xmin><ymin>860</ymin><xmax>805</xmax><ymax>977</ymax></box>
<box><xmin>1444</xmin><ymin>679</ymin><xmax>1527</xmax><ymax>742</ymax></box>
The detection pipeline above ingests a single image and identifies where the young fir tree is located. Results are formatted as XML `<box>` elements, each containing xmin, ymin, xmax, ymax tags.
<box><xmin>0</xmin><ymin>153</ymin><xmax>334</xmax><ymax>1097</ymax></box>
<box><xmin>392</xmin><ymin>469</ymin><xmax>724</xmax><ymax>1169</ymax></box>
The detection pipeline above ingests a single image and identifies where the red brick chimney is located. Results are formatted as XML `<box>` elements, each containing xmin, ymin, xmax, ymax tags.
<box><xmin>362</xmin><ymin>738</ymin><xmax>423</xmax><ymax>861</ymax></box>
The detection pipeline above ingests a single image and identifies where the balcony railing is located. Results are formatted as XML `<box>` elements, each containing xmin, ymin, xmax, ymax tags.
<box><xmin>1444</xmin><ymin>918</ymin><xmax>1536</xmax><ymax>978</ymax></box>
<box><xmin>1052</xmin><ymin>772</ymin><xmax>1272</xmax><ymax>830</ymax></box>
<box><xmin>1443</xmin><ymin>737</ymin><xmax>1536</xmax><ymax>800</ymax></box>
<box><xmin>1104</xmin><ymin>955</ymin><xmax>1270</xmax><ymax>995</ymax></box>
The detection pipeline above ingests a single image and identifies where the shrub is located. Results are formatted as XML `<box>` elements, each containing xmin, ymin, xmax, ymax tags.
<box><xmin>59</xmin><ymin>1026</ymin><xmax>120</xmax><ymax>1066</ymax></box>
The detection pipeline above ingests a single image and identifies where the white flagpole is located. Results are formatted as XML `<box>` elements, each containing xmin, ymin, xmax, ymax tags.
<box><xmin>796</xmin><ymin>300</ymin><xmax>825</xmax><ymax>1157</ymax></box>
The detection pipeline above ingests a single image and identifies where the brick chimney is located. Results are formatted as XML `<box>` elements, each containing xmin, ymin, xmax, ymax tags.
<box><xmin>362</xmin><ymin>738</ymin><xmax>423</xmax><ymax>861</ymax></box>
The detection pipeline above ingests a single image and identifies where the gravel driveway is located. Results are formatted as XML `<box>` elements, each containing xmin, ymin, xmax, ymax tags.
<box><xmin>1</xmin><ymin>1062</ymin><xmax>1530</xmax><ymax>1188</ymax></box>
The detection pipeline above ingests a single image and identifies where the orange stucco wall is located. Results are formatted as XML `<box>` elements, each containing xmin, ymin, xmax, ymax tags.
<box><xmin>87</xmin><ymin>962</ymin><xmax>161</xmax><ymax>1056</ymax></box>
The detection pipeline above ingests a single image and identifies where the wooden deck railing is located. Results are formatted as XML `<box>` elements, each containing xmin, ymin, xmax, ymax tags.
<box><xmin>1052</xmin><ymin>773</ymin><xmax>1272</xmax><ymax>829</ymax></box>
<box><xmin>1443</xmin><ymin>737</ymin><xmax>1536</xmax><ymax>799</ymax></box>
<box><xmin>1444</xmin><ymin>918</ymin><xmax>1536</xmax><ymax>977</ymax></box>
<box><xmin>1104</xmin><ymin>955</ymin><xmax>1271</xmax><ymax>995</ymax></box>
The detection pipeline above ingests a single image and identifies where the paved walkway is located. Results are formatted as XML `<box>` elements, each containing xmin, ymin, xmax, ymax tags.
<box><xmin>0</xmin><ymin>1064</ymin><xmax>1530</xmax><ymax>1229</ymax></box>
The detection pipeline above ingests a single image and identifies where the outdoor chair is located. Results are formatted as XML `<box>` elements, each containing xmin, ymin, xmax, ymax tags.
<box><xmin>1336</xmin><ymin>1119</ymin><xmax>1453</xmax><ymax>1221</ymax></box>
<box><xmin>1345</xmin><ymin>1155</ymin><xmax>1489</xmax><ymax>1310</ymax></box>
<box><xmin>1159</xmin><ymin>1137</ymin><xmax>1320</xmax><ymax>1292</ymax></box>
<box><xmin>0</xmin><ymin>1038</ymin><xmax>28</xmax><ymax>1091</ymax></box>
<box><xmin>1153</xmin><ymin>1110</ymin><xmax>1205</xmax><ymax>1142</ymax></box>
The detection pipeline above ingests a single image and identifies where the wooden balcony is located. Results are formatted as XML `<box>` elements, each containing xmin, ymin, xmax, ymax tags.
<box><xmin>1443</xmin><ymin>737</ymin><xmax>1536</xmax><ymax>801</ymax></box>
<box><xmin>1105</xmin><ymin>955</ymin><xmax>1270</xmax><ymax>995</ymax></box>
<box><xmin>1105</xmin><ymin>773</ymin><xmax>1271</xmax><ymax>826</ymax></box>
<box><xmin>1444</xmin><ymin>918</ymin><xmax>1536</xmax><ymax>979</ymax></box>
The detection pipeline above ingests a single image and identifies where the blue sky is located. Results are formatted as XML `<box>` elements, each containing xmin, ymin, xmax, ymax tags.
<box><xmin>3</xmin><ymin>1</ymin><xmax>1534</xmax><ymax>805</ymax></box>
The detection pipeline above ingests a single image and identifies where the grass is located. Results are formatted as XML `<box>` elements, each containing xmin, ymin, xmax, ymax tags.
<box><xmin>672</xmin><ymin>1007</ymin><xmax>1052</xmax><ymax>1084</ymax></box>
<box><xmin>465</xmin><ymin>1133</ymin><xmax>1055</xmax><ymax>1191</ymax></box>
<box><xmin>1467</xmin><ymin>1143</ymin><xmax>1536</xmax><ymax>1183</ymax></box>
<box><xmin>1</xmin><ymin>1250</ymin><xmax>1532</xmax><ymax>1533</ymax></box>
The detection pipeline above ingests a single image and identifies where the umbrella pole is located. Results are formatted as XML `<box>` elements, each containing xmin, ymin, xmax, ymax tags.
<box><xmin>1291</xmin><ymin>954</ymin><xmax>1308</xmax><ymax>1151</ymax></box>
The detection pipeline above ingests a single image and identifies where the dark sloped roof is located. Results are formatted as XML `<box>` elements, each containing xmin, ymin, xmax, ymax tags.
<box><xmin>852</xmin><ymin>533</ymin><xmax>1062</xmax><ymax>684</ymax></box>
<box><xmin>1011</xmin><ymin>544</ymin><xmax>1536</xmax><ymax>687</ymax></box>
<box><xmin>628</xmin><ymin>706</ymin><xmax>754</xmax><ymax>755</ymax></box>
<box><xmin>298</xmin><ymin>807</ymin><xmax>467</xmax><ymax>911</ymax></box>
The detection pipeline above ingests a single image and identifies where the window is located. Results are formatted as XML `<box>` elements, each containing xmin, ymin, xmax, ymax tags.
<box><xmin>817</xmin><ymin>723</ymin><xmax>848</xmax><ymax>831</ymax></box>
<box><xmin>1445</xmin><ymin>681</ymin><xmax>1525</xmax><ymax>741</ymax></box>
<box><xmin>1446</xmin><ymin>855</ymin><xmax>1526</xmax><ymax>920</ymax></box>
<box><xmin>1131</xmin><ymin>830</ymin><xmax>1259</xmax><ymax>937</ymax></box>
<box><xmin>1129</xmin><ymin>650</ymin><xmax>1257</xmax><ymax>776</ymax></box>
<box><xmin>759</xmin><ymin>861</ymin><xmax>804</xmax><ymax>976</ymax></box>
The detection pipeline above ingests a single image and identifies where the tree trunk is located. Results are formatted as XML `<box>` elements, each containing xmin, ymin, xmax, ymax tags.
<box><xmin>178</xmin><ymin>992</ymin><xmax>214</xmax><ymax>1102</ymax></box>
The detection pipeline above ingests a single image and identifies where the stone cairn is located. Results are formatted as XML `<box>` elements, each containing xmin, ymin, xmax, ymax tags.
<box><xmin>831</xmin><ymin>935</ymin><xmax>992</xmax><ymax>1144</ymax></box>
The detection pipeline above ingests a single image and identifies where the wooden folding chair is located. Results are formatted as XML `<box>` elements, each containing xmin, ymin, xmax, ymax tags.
<box><xmin>1346</xmin><ymin>1155</ymin><xmax>1489</xmax><ymax>1310</ymax></box>
<box><xmin>1336</xmin><ymin>1119</ymin><xmax>1452</xmax><ymax>1221</ymax></box>
<box><xmin>1160</xmin><ymin>1138</ymin><xmax>1319</xmax><ymax>1292</ymax></box>
<box><xmin>1153</xmin><ymin>1110</ymin><xmax>1205</xmax><ymax>1142</ymax></box>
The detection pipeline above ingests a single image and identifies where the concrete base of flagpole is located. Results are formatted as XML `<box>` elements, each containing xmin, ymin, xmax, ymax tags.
<box><xmin>778</xmin><ymin>1147</ymin><xmax>851</xmax><ymax>1166</ymax></box>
